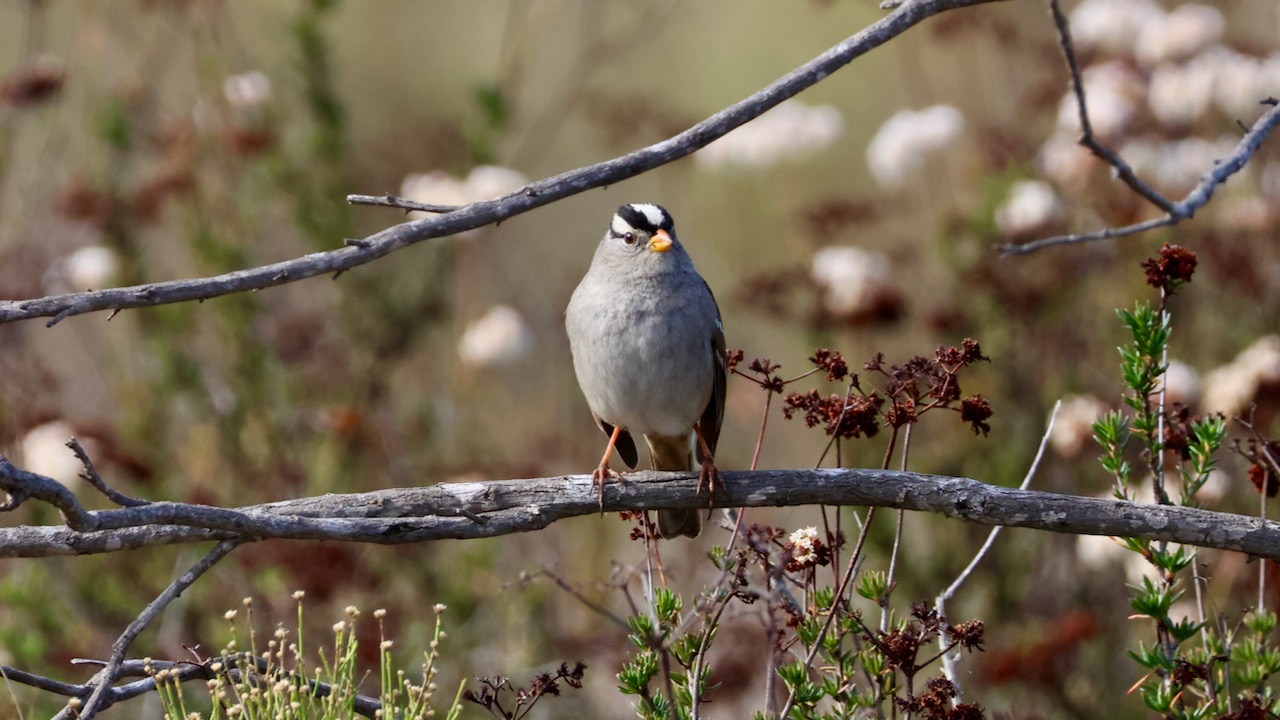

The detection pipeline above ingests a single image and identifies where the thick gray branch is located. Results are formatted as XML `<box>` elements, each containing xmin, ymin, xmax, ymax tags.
<box><xmin>2</xmin><ymin>463</ymin><xmax>1277</xmax><ymax>560</ymax></box>
<box><xmin>0</xmin><ymin>0</ymin><xmax>1002</xmax><ymax>327</ymax></box>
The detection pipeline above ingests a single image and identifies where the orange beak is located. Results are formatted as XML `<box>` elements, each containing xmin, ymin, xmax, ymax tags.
<box><xmin>648</xmin><ymin>229</ymin><xmax>673</xmax><ymax>253</ymax></box>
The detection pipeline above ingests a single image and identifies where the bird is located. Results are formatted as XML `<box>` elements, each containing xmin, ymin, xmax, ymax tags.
<box><xmin>565</xmin><ymin>203</ymin><xmax>727</xmax><ymax>539</ymax></box>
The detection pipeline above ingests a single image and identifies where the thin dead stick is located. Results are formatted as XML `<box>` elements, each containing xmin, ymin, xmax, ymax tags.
<box><xmin>881</xmin><ymin>423</ymin><xmax>913</xmax><ymax>633</ymax></box>
<box><xmin>936</xmin><ymin>400</ymin><xmax>1060</xmax><ymax>695</ymax></box>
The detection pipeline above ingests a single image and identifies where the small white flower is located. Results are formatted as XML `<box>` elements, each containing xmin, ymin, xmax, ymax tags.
<box><xmin>45</xmin><ymin>245</ymin><xmax>121</xmax><ymax>294</ymax></box>
<box><xmin>223</xmin><ymin>71</ymin><xmax>272</xmax><ymax>109</ymax></box>
<box><xmin>809</xmin><ymin>246</ymin><xmax>892</xmax><ymax>320</ymax></box>
<box><xmin>457</xmin><ymin>305</ymin><xmax>535</xmax><ymax>367</ymax></box>
<box><xmin>696</xmin><ymin>100</ymin><xmax>844</xmax><ymax>171</ymax></box>
<box><xmin>65</xmin><ymin>246</ymin><xmax>119</xmax><ymax>290</ymax></box>
<box><xmin>789</xmin><ymin>526</ymin><xmax>819</xmax><ymax>564</ymax></box>
<box><xmin>20</xmin><ymin>421</ymin><xmax>83</xmax><ymax>488</ymax></box>
<box><xmin>1049</xmin><ymin>395</ymin><xmax>1108</xmax><ymax>459</ymax></box>
<box><xmin>1069</xmin><ymin>0</ymin><xmax>1164</xmax><ymax>56</ymax></box>
<box><xmin>994</xmin><ymin>180</ymin><xmax>1064</xmax><ymax>237</ymax></box>
<box><xmin>1135</xmin><ymin>4</ymin><xmax>1224</xmax><ymax>67</ymax></box>
<box><xmin>865</xmin><ymin>105</ymin><xmax>964</xmax><ymax>190</ymax></box>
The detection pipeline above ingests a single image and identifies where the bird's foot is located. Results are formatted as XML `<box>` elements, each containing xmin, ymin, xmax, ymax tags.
<box><xmin>697</xmin><ymin>458</ymin><xmax>720</xmax><ymax>507</ymax></box>
<box><xmin>593</xmin><ymin>465</ymin><xmax>621</xmax><ymax>510</ymax></box>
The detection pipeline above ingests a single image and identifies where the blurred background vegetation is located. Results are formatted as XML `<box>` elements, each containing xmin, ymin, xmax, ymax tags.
<box><xmin>1</xmin><ymin>0</ymin><xmax>1279</xmax><ymax>717</ymax></box>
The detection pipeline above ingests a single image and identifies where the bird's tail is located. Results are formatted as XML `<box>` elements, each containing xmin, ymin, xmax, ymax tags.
<box><xmin>646</xmin><ymin>433</ymin><xmax>701</xmax><ymax>538</ymax></box>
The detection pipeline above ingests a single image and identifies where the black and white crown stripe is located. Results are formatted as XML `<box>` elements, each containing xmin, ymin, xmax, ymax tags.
<box><xmin>611</xmin><ymin>203</ymin><xmax>674</xmax><ymax>238</ymax></box>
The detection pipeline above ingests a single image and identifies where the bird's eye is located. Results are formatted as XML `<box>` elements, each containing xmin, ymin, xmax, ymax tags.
<box><xmin>622</xmin><ymin>232</ymin><xmax>636</xmax><ymax>245</ymax></box>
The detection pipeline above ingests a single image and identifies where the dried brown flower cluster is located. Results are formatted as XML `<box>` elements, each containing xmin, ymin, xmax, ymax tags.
<box><xmin>778</xmin><ymin>340</ymin><xmax>994</xmax><ymax>440</ymax></box>
<box><xmin>463</xmin><ymin>661</ymin><xmax>587</xmax><ymax>717</ymax></box>
<box><xmin>1142</xmin><ymin>243</ymin><xmax>1198</xmax><ymax>295</ymax></box>
<box><xmin>1237</xmin><ymin>437</ymin><xmax>1280</xmax><ymax>498</ymax></box>
<box><xmin>870</xmin><ymin>604</ymin><xmax>986</xmax><ymax>719</ymax></box>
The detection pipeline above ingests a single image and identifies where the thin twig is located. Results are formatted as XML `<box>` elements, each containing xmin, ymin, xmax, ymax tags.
<box><xmin>345</xmin><ymin>194</ymin><xmax>460</xmax><ymax>214</ymax></box>
<box><xmin>66</xmin><ymin>438</ymin><xmax>149</xmax><ymax>508</ymax></box>
<box><xmin>882</xmin><ymin>424</ymin><xmax>913</xmax><ymax>633</ymax></box>
<box><xmin>1046</xmin><ymin>0</ymin><xmax>1175</xmax><ymax>213</ymax></box>
<box><xmin>935</xmin><ymin>400</ymin><xmax>1060</xmax><ymax>695</ymax></box>
<box><xmin>539</xmin><ymin>569</ymin><xmax>631</xmax><ymax>632</ymax></box>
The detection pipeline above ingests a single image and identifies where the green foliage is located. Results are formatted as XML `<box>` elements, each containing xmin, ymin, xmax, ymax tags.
<box><xmin>1102</xmin><ymin>252</ymin><xmax>1278</xmax><ymax>719</ymax></box>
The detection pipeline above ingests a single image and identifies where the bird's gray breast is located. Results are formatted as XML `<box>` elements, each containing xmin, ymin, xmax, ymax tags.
<box><xmin>566</xmin><ymin>270</ymin><xmax>716</xmax><ymax>437</ymax></box>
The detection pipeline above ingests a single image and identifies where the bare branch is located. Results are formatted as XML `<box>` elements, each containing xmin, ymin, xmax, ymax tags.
<box><xmin>1003</xmin><ymin>0</ymin><xmax>1280</xmax><ymax>256</ymax></box>
<box><xmin>66</xmin><ymin>438</ymin><xmax>149</xmax><ymax>508</ymax></box>
<box><xmin>346</xmin><ymin>193</ymin><xmax>460</xmax><ymax>214</ymax></box>
<box><xmin>0</xmin><ymin>0</ymin><xmax>1003</xmax><ymax>328</ymax></box>
<box><xmin>937</xmin><ymin>400</ymin><xmax>1060</xmax><ymax>695</ymax></box>
<box><xmin>2</xmin><ymin>458</ymin><xmax>1279</xmax><ymax>561</ymax></box>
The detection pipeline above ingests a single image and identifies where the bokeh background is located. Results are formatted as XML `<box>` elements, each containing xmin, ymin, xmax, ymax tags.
<box><xmin>2</xmin><ymin>0</ymin><xmax>1280</xmax><ymax>717</ymax></box>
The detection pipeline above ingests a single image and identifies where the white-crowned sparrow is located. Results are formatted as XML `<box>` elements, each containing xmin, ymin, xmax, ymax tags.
<box><xmin>565</xmin><ymin>203</ymin><xmax>727</xmax><ymax>538</ymax></box>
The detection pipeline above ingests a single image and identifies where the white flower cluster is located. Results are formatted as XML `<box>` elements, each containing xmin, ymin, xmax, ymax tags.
<box><xmin>1055</xmin><ymin>62</ymin><xmax>1144</xmax><ymax>139</ymax></box>
<box><xmin>400</xmin><ymin>166</ymin><xmax>529</xmax><ymax>221</ymax></box>
<box><xmin>223</xmin><ymin>71</ymin><xmax>272</xmax><ymax>110</ymax></box>
<box><xmin>994</xmin><ymin>180</ymin><xmax>1065</xmax><ymax>237</ymax></box>
<box><xmin>696</xmin><ymin>100</ymin><xmax>844</xmax><ymax>171</ymax></box>
<box><xmin>457</xmin><ymin>305</ymin><xmax>535</xmax><ymax>368</ymax></box>
<box><xmin>1202</xmin><ymin>336</ymin><xmax>1280</xmax><ymax>417</ymax></box>
<box><xmin>1147</xmin><ymin>47</ymin><xmax>1280</xmax><ymax>127</ymax></box>
<box><xmin>865</xmin><ymin>105</ymin><xmax>964</xmax><ymax>190</ymax></box>
<box><xmin>1048</xmin><ymin>395</ymin><xmax>1109</xmax><ymax>459</ymax></box>
<box><xmin>809</xmin><ymin>245</ymin><xmax>893</xmax><ymax>320</ymax></box>
<box><xmin>43</xmin><ymin>245</ymin><xmax>120</xmax><ymax>294</ymax></box>
<box><xmin>1117</xmin><ymin>135</ymin><xmax>1240</xmax><ymax>196</ymax></box>
<box><xmin>789</xmin><ymin>526</ymin><xmax>820</xmax><ymax>565</ymax></box>
<box><xmin>19</xmin><ymin>421</ymin><xmax>83</xmax><ymax>488</ymax></box>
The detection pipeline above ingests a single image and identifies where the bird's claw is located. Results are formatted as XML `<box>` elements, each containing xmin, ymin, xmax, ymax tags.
<box><xmin>697</xmin><ymin>458</ymin><xmax>720</xmax><ymax>508</ymax></box>
<box><xmin>593</xmin><ymin>465</ymin><xmax>621</xmax><ymax>510</ymax></box>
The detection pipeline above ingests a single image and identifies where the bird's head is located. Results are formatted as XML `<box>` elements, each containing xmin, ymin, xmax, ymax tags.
<box><xmin>594</xmin><ymin>203</ymin><xmax>685</xmax><ymax>272</ymax></box>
